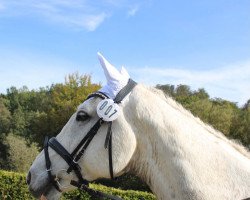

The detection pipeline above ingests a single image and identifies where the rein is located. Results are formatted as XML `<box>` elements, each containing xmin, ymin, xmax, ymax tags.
<box><xmin>43</xmin><ymin>79</ymin><xmax>137</xmax><ymax>199</ymax></box>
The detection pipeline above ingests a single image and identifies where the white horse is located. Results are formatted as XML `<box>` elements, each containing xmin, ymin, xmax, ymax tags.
<box><xmin>27</xmin><ymin>53</ymin><xmax>250</xmax><ymax>200</ymax></box>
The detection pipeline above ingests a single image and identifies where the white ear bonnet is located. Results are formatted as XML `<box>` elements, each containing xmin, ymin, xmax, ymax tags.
<box><xmin>97</xmin><ymin>52</ymin><xmax>130</xmax><ymax>99</ymax></box>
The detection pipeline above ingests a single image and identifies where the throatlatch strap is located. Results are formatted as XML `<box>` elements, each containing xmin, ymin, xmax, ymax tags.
<box><xmin>108</xmin><ymin>129</ymin><xmax>114</xmax><ymax>179</ymax></box>
<box><xmin>105</xmin><ymin>79</ymin><xmax>137</xmax><ymax>179</ymax></box>
<box><xmin>104</xmin><ymin>122</ymin><xmax>112</xmax><ymax>149</ymax></box>
<box><xmin>104</xmin><ymin>122</ymin><xmax>114</xmax><ymax>179</ymax></box>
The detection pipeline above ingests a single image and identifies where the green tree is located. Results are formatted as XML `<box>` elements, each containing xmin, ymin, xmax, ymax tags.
<box><xmin>22</xmin><ymin>73</ymin><xmax>100</xmax><ymax>148</ymax></box>
<box><xmin>156</xmin><ymin>84</ymin><xmax>175</xmax><ymax>96</ymax></box>
<box><xmin>230</xmin><ymin>99</ymin><xmax>250</xmax><ymax>148</ymax></box>
<box><xmin>6</xmin><ymin>134</ymin><xmax>39</xmax><ymax>172</ymax></box>
<box><xmin>174</xmin><ymin>85</ymin><xmax>193</xmax><ymax>106</ymax></box>
<box><xmin>207</xmin><ymin>98</ymin><xmax>238</xmax><ymax>135</ymax></box>
<box><xmin>193</xmin><ymin>88</ymin><xmax>209</xmax><ymax>99</ymax></box>
<box><xmin>0</xmin><ymin>97</ymin><xmax>11</xmax><ymax>134</ymax></box>
<box><xmin>157</xmin><ymin>84</ymin><xmax>239</xmax><ymax>136</ymax></box>
<box><xmin>0</xmin><ymin>97</ymin><xmax>12</xmax><ymax>169</ymax></box>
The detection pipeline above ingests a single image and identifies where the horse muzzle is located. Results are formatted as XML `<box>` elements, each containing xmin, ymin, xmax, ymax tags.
<box><xmin>26</xmin><ymin>168</ymin><xmax>50</xmax><ymax>198</ymax></box>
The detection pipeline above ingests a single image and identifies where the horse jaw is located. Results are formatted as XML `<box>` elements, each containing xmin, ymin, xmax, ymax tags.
<box><xmin>42</xmin><ymin>190</ymin><xmax>61</xmax><ymax>200</ymax></box>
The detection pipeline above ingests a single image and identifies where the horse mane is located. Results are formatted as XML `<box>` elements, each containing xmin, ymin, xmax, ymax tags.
<box><xmin>147</xmin><ymin>86</ymin><xmax>250</xmax><ymax>160</ymax></box>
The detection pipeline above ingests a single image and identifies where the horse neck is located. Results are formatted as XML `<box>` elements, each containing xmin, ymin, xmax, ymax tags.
<box><xmin>126</xmin><ymin>85</ymin><xmax>250</xmax><ymax>200</ymax></box>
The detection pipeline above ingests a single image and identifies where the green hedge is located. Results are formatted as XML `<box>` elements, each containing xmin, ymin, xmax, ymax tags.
<box><xmin>0</xmin><ymin>170</ymin><xmax>156</xmax><ymax>200</ymax></box>
<box><xmin>94</xmin><ymin>173</ymin><xmax>151</xmax><ymax>192</ymax></box>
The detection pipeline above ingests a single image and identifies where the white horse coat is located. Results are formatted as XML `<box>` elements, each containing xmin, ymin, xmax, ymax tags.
<box><xmin>27</xmin><ymin>54</ymin><xmax>250</xmax><ymax>200</ymax></box>
<box><xmin>125</xmin><ymin>85</ymin><xmax>250</xmax><ymax>200</ymax></box>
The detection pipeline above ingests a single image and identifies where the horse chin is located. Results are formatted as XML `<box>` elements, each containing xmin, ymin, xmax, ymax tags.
<box><xmin>31</xmin><ymin>184</ymin><xmax>61</xmax><ymax>200</ymax></box>
<box><xmin>42</xmin><ymin>188</ymin><xmax>61</xmax><ymax>200</ymax></box>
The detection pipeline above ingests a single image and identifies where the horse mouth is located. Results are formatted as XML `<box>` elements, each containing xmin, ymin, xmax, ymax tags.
<box><xmin>40</xmin><ymin>184</ymin><xmax>55</xmax><ymax>200</ymax></box>
<box><xmin>40</xmin><ymin>195</ymin><xmax>48</xmax><ymax>200</ymax></box>
<box><xmin>28</xmin><ymin>181</ymin><xmax>53</xmax><ymax>199</ymax></box>
<box><xmin>28</xmin><ymin>185</ymin><xmax>43</xmax><ymax>199</ymax></box>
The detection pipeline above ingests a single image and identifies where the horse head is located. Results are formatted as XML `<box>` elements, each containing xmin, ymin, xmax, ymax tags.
<box><xmin>27</xmin><ymin>53</ymin><xmax>137</xmax><ymax>199</ymax></box>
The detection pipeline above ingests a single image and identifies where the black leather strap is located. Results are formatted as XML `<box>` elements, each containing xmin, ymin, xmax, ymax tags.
<box><xmin>70</xmin><ymin>118</ymin><xmax>103</xmax><ymax>158</ymax></box>
<box><xmin>104</xmin><ymin>122</ymin><xmax>113</xmax><ymax>149</ymax></box>
<box><xmin>87</xmin><ymin>91</ymin><xmax>109</xmax><ymax>100</ymax></box>
<box><xmin>48</xmin><ymin>137</ymin><xmax>88</xmax><ymax>186</ymax></box>
<box><xmin>108</xmin><ymin>129</ymin><xmax>114</xmax><ymax>179</ymax></box>
<box><xmin>105</xmin><ymin>79</ymin><xmax>137</xmax><ymax>179</ymax></box>
<box><xmin>44</xmin><ymin>137</ymin><xmax>62</xmax><ymax>192</ymax></box>
<box><xmin>114</xmin><ymin>79</ymin><xmax>137</xmax><ymax>103</ymax></box>
<box><xmin>48</xmin><ymin>138</ymin><xmax>73</xmax><ymax>166</ymax></box>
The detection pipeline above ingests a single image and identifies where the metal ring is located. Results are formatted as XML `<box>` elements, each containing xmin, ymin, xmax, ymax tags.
<box><xmin>55</xmin><ymin>169</ymin><xmax>73</xmax><ymax>189</ymax></box>
<box><xmin>56</xmin><ymin>179</ymin><xmax>70</xmax><ymax>189</ymax></box>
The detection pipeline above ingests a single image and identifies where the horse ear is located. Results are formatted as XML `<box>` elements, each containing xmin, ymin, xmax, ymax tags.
<box><xmin>97</xmin><ymin>52</ymin><xmax>130</xmax><ymax>99</ymax></box>
<box><xmin>97</xmin><ymin>52</ymin><xmax>122</xmax><ymax>83</ymax></box>
<box><xmin>120</xmin><ymin>66</ymin><xmax>130</xmax><ymax>80</ymax></box>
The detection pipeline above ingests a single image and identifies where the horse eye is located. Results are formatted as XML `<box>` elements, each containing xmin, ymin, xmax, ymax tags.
<box><xmin>76</xmin><ymin>111</ymin><xmax>89</xmax><ymax>122</ymax></box>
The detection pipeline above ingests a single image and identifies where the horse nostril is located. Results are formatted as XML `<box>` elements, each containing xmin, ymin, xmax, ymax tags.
<box><xmin>26</xmin><ymin>171</ymin><xmax>31</xmax><ymax>185</ymax></box>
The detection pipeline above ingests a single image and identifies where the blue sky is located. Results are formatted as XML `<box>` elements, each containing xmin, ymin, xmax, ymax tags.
<box><xmin>0</xmin><ymin>0</ymin><xmax>250</xmax><ymax>105</ymax></box>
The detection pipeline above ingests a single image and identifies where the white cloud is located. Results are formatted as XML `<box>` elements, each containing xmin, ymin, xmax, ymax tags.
<box><xmin>42</xmin><ymin>11</ymin><xmax>108</xmax><ymax>31</ymax></box>
<box><xmin>81</xmin><ymin>13</ymin><xmax>108</xmax><ymax>31</ymax></box>
<box><xmin>0</xmin><ymin>0</ymin><xmax>145</xmax><ymax>30</ymax></box>
<box><xmin>103</xmin><ymin>0</ymin><xmax>125</xmax><ymax>7</ymax></box>
<box><xmin>0</xmin><ymin>0</ymin><xmax>109</xmax><ymax>31</ymax></box>
<box><xmin>130</xmin><ymin>61</ymin><xmax>250</xmax><ymax>105</ymax></box>
<box><xmin>127</xmin><ymin>4</ymin><xmax>139</xmax><ymax>17</ymax></box>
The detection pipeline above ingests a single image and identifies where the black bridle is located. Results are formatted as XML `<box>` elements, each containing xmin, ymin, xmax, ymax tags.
<box><xmin>43</xmin><ymin>79</ymin><xmax>137</xmax><ymax>199</ymax></box>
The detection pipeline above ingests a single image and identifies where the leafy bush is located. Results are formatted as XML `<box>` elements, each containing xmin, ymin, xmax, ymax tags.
<box><xmin>0</xmin><ymin>170</ymin><xmax>156</xmax><ymax>200</ymax></box>
<box><xmin>63</xmin><ymin>184</ymin><xmax>156</xmax><ymax>200</ymax></box>
<box><xmin>6</xmin><ymin>134</ymin><xmax>39</xmax><ymax>173</ymax></box>
<box><xmin>0</xmin><ymin>170</ymin><xmax>33</xmax><ymax>200</ymax></box>
<box><xmin>95</xmin><ymin>173</ymin><xmax>151</xmax><ymax>192</ymax></box>
<box><xmin>0</xmin><ymin>97</ymin><xmax>12</xmax><ymax>169</ymax></box>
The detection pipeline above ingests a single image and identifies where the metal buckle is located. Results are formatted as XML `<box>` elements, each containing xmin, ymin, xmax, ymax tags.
<box><xmin>46</xmin><ymin>168</ymin><xmax>52</xmax><ymax>172</ymax></box>
<box><xmin>73</xmin><ymin>158</ymin><xmax>78</xmax><ymax>164</ymax></box>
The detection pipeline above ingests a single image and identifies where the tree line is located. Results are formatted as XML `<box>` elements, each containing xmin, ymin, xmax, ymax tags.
<box><xmin>156</xmin><ymin>84</ymin><xmax>250</xmax><ymax>147</ymax></box>
<box><xmin>0</xmin><ymin>73</ymin><xmax>249</xmax><ymax>170</ymax></box>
